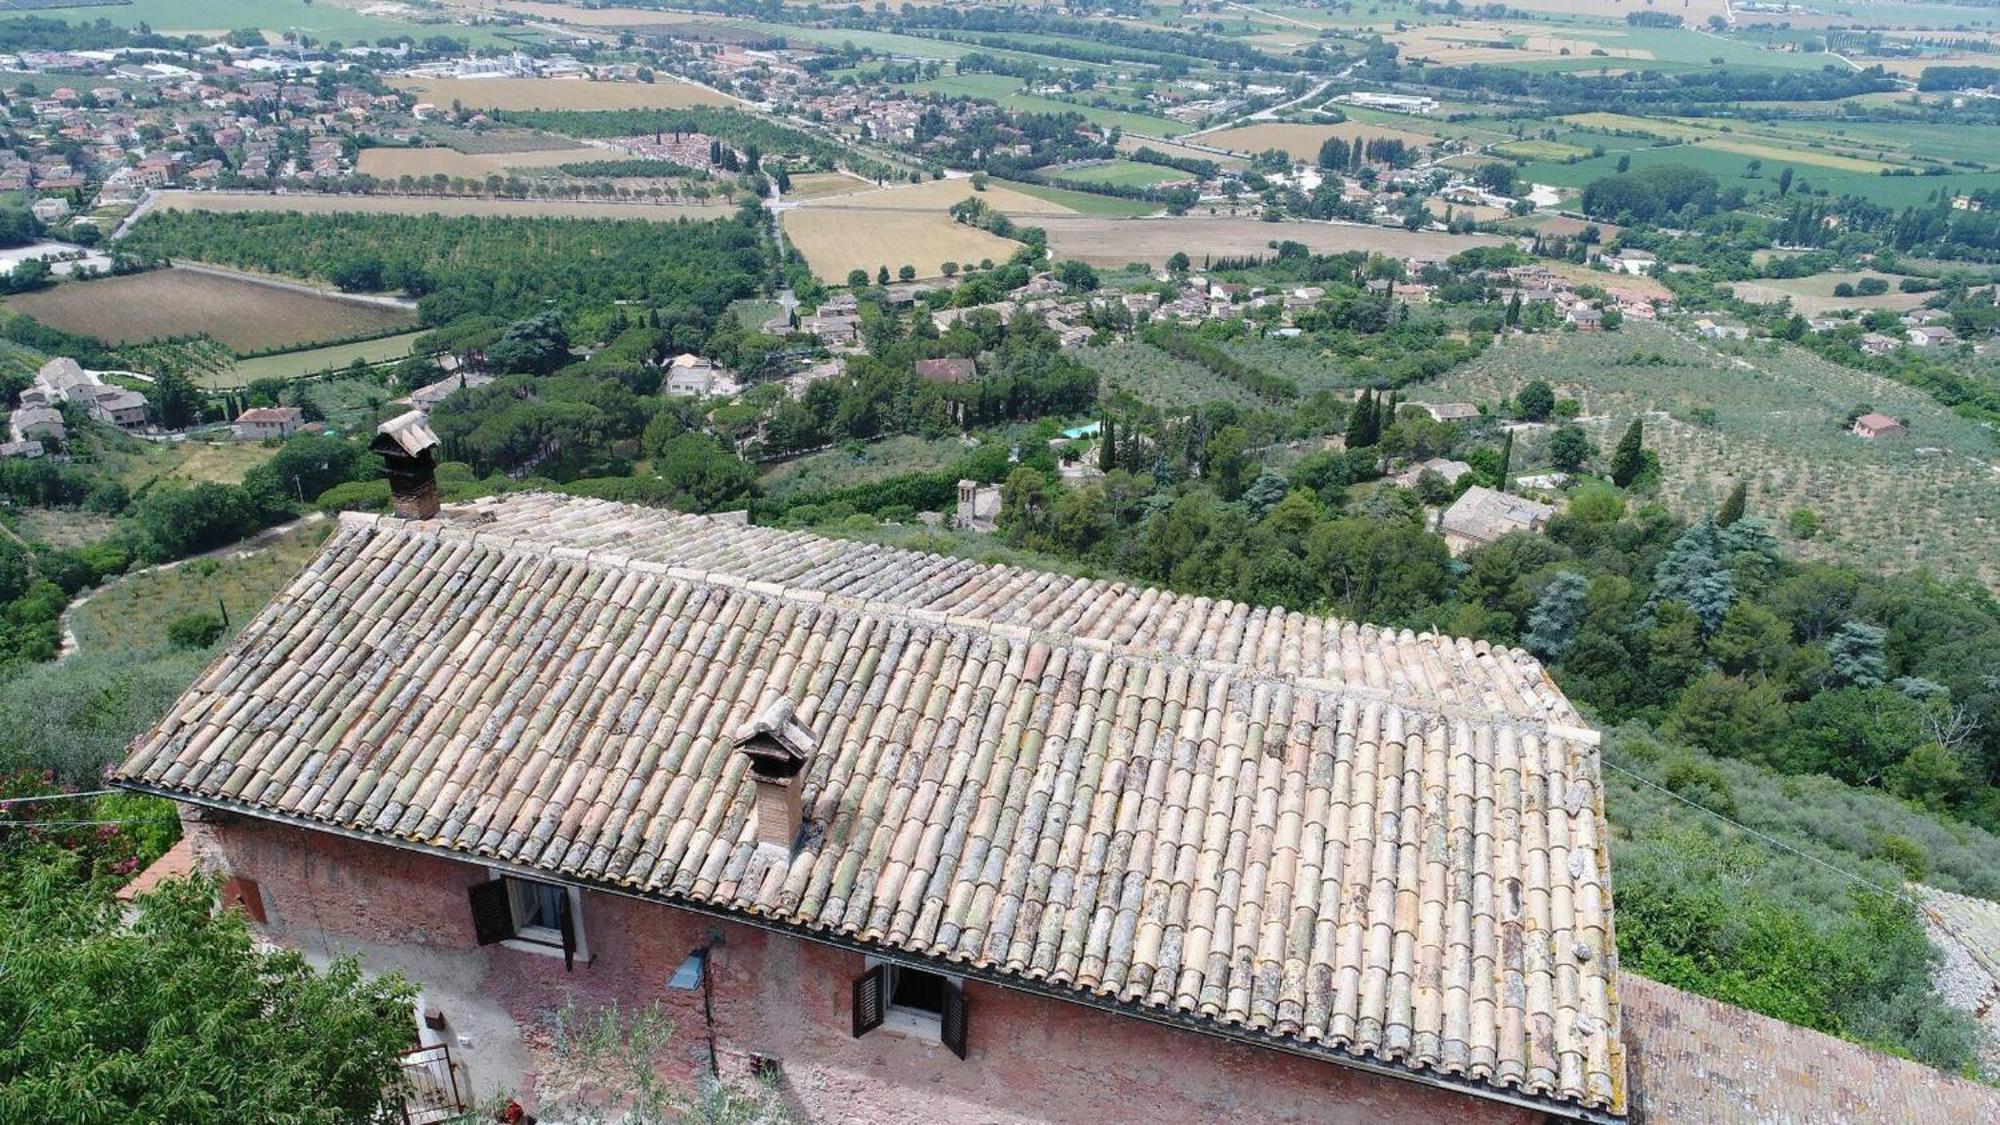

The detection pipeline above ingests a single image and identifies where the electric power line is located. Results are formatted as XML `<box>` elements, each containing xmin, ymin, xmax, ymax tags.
<box><xmin>0</xmin><ymin>789</ymin><xmax>118</xmax><ymax>805</ymax></box>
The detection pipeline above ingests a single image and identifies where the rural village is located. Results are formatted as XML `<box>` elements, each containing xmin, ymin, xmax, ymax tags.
<box><xmin>3</xmin><ymin>2</ymin><xmax>2000</xmax><ymax>1124</ymax></box>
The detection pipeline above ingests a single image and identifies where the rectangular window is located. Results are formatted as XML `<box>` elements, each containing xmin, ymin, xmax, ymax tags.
<box><xmin>468</xmin><ymin>874</ymin><xmax>586</xmax><ymax>971</ymax></box>
<box><xmin>853</xmin><ymin>958</ymin><xmax>968</xmax><ymax>1058</ymax></box>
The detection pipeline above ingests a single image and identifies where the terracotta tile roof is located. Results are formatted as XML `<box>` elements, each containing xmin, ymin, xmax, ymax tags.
<box><xmin>114</xmin><ymin>494</ymin><xmax>1621</xmax><ymax>1116</ymax></box>
<box><xmin>1620</xmin><ymin>972</ymin><xmax>2000</xmax><ymax>1123</ymax></box>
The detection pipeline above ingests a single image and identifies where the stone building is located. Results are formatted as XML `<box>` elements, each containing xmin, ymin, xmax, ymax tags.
<box><xmin>117</xmin><ymin>455</ymin><xmax>1626</xmax><ymax>1122</ymax></box>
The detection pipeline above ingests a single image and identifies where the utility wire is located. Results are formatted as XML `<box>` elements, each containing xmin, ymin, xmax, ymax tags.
<box><xmin>0</xmin><ymin>818</ymin><xmax>158</xmax><ymax>829</ymax></box>
<box><xmin>0</xmin><ymin>789</ymin><xmax>118</xmax><ymax>804</ymax></box>
<box><xmin>1601</xmin><ymin>753</ymin><xmax>1927</xmax><ymax>910</ymax></box>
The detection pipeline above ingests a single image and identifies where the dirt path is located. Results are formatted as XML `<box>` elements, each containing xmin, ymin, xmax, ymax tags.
<box><xmin>57</xmin><ymin>513</ymin><xmax>326</xmax><ymax>660</ymax></box>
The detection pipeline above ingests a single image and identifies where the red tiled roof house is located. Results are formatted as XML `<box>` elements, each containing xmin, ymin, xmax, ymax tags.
<box><xmin>112</xmin><ymin>424</ymin><xmax>1638</xmax><ymax>1122</ymax></box>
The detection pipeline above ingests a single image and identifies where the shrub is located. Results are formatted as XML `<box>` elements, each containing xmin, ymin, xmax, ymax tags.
<box><xmin>165</xmin><ymin>613</ymin><xmax>226</xmax><ymax>651</ymax></box>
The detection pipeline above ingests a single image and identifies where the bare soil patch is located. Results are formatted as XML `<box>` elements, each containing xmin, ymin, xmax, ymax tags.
<box><xmin>7</xmin><ymin>268</ymin><xmax>414</xmax><ymax>353</ymax></box>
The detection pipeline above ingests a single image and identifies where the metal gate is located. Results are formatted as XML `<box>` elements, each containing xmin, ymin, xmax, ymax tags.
<box><xmin>397</xmin><ymin>1042</ymin><xmax>465</xmax><ymax>1125</ymax></box>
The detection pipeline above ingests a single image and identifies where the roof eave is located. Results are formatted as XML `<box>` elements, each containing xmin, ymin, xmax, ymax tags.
<box><xmin>121</xmin><ymin>782</ymin><xmax>1625</xmax><ymax>1123</ymax></box>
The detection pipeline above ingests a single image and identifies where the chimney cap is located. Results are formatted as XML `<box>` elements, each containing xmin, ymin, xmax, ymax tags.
<box><xmin>371</xmin><ymin>410</ymin><xmax>440</xmax><ymax>459</ymax></box>
<box><xmin>733</xmin><ymin>696</ymin><xmax>814</xmax><ymax>779</ymax></box>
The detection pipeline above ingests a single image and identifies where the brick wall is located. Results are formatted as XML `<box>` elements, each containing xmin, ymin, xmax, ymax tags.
<box><xmin>183</xmin><ymin>813</ymin><xmax>1539</xmax><ymax>1125</ymax></box>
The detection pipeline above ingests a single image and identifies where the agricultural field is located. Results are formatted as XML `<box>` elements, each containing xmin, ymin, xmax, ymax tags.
<box><xmin>905</xmin><ymin>74</ymin><xmax>1182</xmax><ymax>136</ymax></box>
<box><xmin>96</xmin><ymin>435</ymin><xmax>280</xmax><ymax>493</ymax></box>
<box><xmin>356</xmin><ymin>146</ymin><xmax>583</xmax><ymax>180</ymax></box>
<box><xmin>1518</xmin><ymin>140</ymin><xmax>2000</xmax><ymax>210</ymax></box>
<box><xmin>1000</xmin><ymin>182</ymin><xmax>1158</xmax><ymax>217</ymax></box>
<box><xmin>759</xmin><ymin>433</ymin><xmax>981</xmax><ymax>499</ymax></box>
<box><xmin>52</xmin><ymin>0</ymin><xmax>538</xmax><ymax>48</ymax></box>
<box><xmin>1036</xmin><ymin>215</ymin><xmax>1503</xmax><ymax>268</ymax></box>
<box><xmin>815</xmin><ymin>177</ymin><xmax>1077</xmax><ymax>215</ymax></box>
<box><xmin>6</xmin><ymin>269</ymin><xmax>415</xmax><ymax>355</ymax></box>
<box><xmin>1083</xmin><ymin>340</ymin><xmax>1265</xmax><ymax>410</ymax></box>
<box><xmin>1199</xmin><ymin>120</ymin><xmax>1438</xmax><ymax>158</ymax></box>
<box><xmin>68</xmin><ymin>519</ymin><xmax>334</xmax><ymax>657</ymax></box>
<box><xmin>220</xmin><ymin>331</ymin><xmax>430</xmax><ymax>389</ymax></box>
<box><xmin>152</xmin><ymin>190</ymin><xmax>737</xmax><ymax>222</ymax></box>
<box><xmin>392</xmin><ymin>77</ymin><xmax>734</xmax><ymax>112</ymax></box>
<box><xmin>780</xmin><ymin>208</ymin><xmax>1020</xmax><ymax>280</ymax></box>
<box><xmin>780</xmin><ymin>172</ymin><xmax>872</xmax><ymax>200</ymax></box>
<box><xmin>1729</xmin><ymin>274</ymin><xmax>1930</xmax><ymax>316</ymax></box>
<box><xmin>1054</xmin><ymin>159</ymin><xmax>1193</xmax><ymax>189</ymax></box>
<box><xmin>9</xmin><ymin>508</ymin><xmax>117</xmax><ymax>550</ymax></box>
<box><xmin>1117</xmin><ymin>134</ymin><xmax>1246</xmax><ymax>170</ymax></box>
<box><xmin>1423</xmin><ymin>323</ymin><xmax>2000</xmax><ymax>585</ymax></box>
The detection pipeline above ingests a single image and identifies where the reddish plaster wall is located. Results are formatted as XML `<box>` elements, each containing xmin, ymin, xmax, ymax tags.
<box><xmin>182</xmin><ymin>814</ymin><xmax>1541</xmax><ymax>1125</ymax></box>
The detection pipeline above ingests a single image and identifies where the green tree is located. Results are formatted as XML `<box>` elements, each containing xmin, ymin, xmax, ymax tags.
<box><xmin>1609</xmin><ymin>417</ymin><xmax>1645</xmax><ymax>487</ymax></box>
<box><xmin>0</xmin><ymin>857</ymin><xmax>417</xmax><ymax>1123</ymax></box>
<box><xmin>1547</xmin><ymin>425</ymin><xmax>1593</xmax><ymax>472</ymax></box>
<box><xmin>1716</xmin><ymin>480</ymin><xmax>1747</xmax><ymax>527</ymax></box>
<box><xmin>1516</xmin><ymin>379</ymin><xmax>1555</xmax><ymax>421</ymax></box>
<box><xmin>165</xmin><ymin>612</ymin><xmax>226</xmax><ymax>650</ymax></box>
<box><xmin>1524</xmin><ymin>570</ymin><xmax>1588</xmax><ymax>659</ymax></box>
<box><xmin>845</xmin><ymin>269</ymin><xmax>869</xmax><ymax>288</ymax></box>
<box><xmin>653</xmin><ymin>432</ymin><xmax>752</xmax><ymax>513</ymax></box>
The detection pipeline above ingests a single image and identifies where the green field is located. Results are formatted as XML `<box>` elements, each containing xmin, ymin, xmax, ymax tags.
<box><xmin>218</xmin><ymin>331</ymin><xmax>427</xmax><ymax>389</ymax></box>
<box><xmin>1521</xmin><ymin>141</ymin><xmax>2000</xmax><ymax>209</ymax></box>
<box><xmin>28</xmin><ymin>0</ymin><xmax>538</xmax><ymax>49</ymax></box>
<box><xmin>69</xmin><ymin>518</ymin><xmax>333</xmax><ymax>657</ymax></box>
<box><xmin>998</xmin><ymin>180</ymin><xmax>1160</xmax><ymax>217</ymax></box>
<box><xmin>907</xmin><ymin>74</ymin><xmax>1183</xmax><ymax>136</ymax></box>
<box><xmin>1424</xmin><ymin>323</ymin><xmax>2000</xmax><ymax>585</ymax></box>
<box><xmin>1056</xmin><ymin>159</ymin><xmax>1193</xmax><ymax>189</ymax></box>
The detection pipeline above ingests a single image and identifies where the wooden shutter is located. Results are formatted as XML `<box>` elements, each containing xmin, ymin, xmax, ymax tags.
<box><xmin>852</xmin><ymin>965</ymin><xmax>886</xmax><ymax>1038</ymax></box>
<box><xmin>468</xmin><ymin>878</ymin><xmax>515</xmax><ymax>946</ymax></box>
<box><xmin>556</xmin><ymin>890</ymin><xmax>577</xmax><ymax>973</ymax></box>
<box><xmin>941</xmin><ymin>981</ymin><xmax>968</xmax><ymax>1060</ymax></box>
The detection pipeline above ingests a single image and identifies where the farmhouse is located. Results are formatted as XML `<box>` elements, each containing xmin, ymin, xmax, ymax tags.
<box><xmin>1852</xmin><ymin>412</ymin><xmax>1907</xmax><ymax>440</ymax></box>
<box><xmin>1907</xmin><ymin>325</ymin><xmax>1959</xmax><ymax>349</ymax></box>
<box><xmin>1438</xmin><ymin>486</ymin><xmax>1556</xmax><ymax>555</ymax></box>
<box><xmin>1393</xmin><ymin>456</ymin><xmax>1474</xmax><ymax>489</ymax></box>
<box><xmin>8</xmin><ymin>404</ymin><xmax>63</xmax><ymax>445</ymax></box>
<box><xmin>0</xmin><ymin>438</ymin><xmax>43</xmax><ymax>459</ymax></box>
<box><xmin>233</xmin><ymin>406</ymin><xmax>304</xmax><ymax>441</ymax></box>
<box><xmin>409</xmin><ymin>371</ymin><xmax>497</xmax><ymax>412</ymax></box>
<box><xmin>116</xmin><ymin>452</ymin><xmax>1628</xmax><ymax>1123</ymax></box>
<box><xmin>1601</xmin><ymin>249</ymin><xmax>1654</xmax><ymax>276</ymax></box>
<box><xmin>661</xmin><ymin>353</ymin><xmax>737</xmax><ymax>398</ymax></box>
<box><xmin>84</xmin><ymin>385</ymin><xmax>149</xmax><ymax>430</ymax></box>
<box><xmin>1860</xmin><ymin>332</ymin><xmax>1902</xmax><ymax>356</ymax></box>
<box><xmin>1566</xmin><ymin>307</ymin><xmax>1604</xmax><ymax>332</ymax></box>
<box><xmin>107</xmin><ymin>435</ymin><xmax>2000</xmax><ymax>1125</ymax></box>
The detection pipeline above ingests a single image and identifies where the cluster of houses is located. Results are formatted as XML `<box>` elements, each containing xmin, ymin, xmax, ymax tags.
<box><xmin>4</xmin><ymin>357</ymin><xmax>149</xmax><ymax>457</ymax></box>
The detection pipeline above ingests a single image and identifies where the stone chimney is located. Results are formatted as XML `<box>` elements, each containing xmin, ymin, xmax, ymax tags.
<box><xmin>370</xmin><ymin>411</ymin><xmax>442</xmax><ymax>521</ymax></box>
<box><xmin>733</xmin><ymin>697</ymin><xmax>814</xmax><ymax>852</ymax></box>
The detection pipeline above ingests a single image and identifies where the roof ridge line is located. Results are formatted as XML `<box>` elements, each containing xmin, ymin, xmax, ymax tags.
<box><xmin>340</xmin><ymin>508</ymin><xmax>1598</xmax><ymax>745</ymax></box>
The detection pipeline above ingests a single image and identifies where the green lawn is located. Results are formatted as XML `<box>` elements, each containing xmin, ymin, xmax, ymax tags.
<box><xmin>218</xmin><ymin>331</ymin><xmax>427</xmax><ymax>389</ymax></box>
<box><xmin>997</xmin><ymin>180</ymin><xmax>1160</xmax><ymax>217</ymax></box>
<box><xmin>1056</xmin><ymin>159</ymin><xmax>1193</xmax><ymax>189</ymax></box>
<box><xmin>32</xmin><ymin>0</ymin><xmax>539</xmax><ymax>49</ymax></box>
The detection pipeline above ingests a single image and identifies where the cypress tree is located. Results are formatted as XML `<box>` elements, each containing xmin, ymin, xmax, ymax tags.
<box><xmin>1099</xmin><ymin>417</ymin><xmax>1116</xmax><ymax>471</ymax></box>
<box><xmin>1346</xmin><ymin>389</ymin><xmax>1377</xmax><ymax>448</ymax></box>
<box><xmin>1716</xmin><ymin>480</ymin><xmax>1747</xmax><ymax>527</ymax></box>
<box><xmin>1351</xmin><ymin>136</ymin><xmax>1364</xmax><ymax>167</ymax></box>
<box><xmin>1497</xmin><ymin>430</ymin><xmax>1513</xmax><ymax>492</ymax></box>
<box><xmin>1505</xmin><ymin>291</ymin><xmax>1522</xmax><ymax>327</ymax></box>
<box><xmin>1610</xmin><ymin>418</ymin><xmax>1645</xmax><ymax>487</ymax></box>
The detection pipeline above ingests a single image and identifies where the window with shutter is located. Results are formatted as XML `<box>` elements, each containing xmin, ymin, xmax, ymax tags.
<box><xmin>852</xmin><ymin>964</ymin><xmax>886</xmax><ymax>1038</ymax></box>
<box><xmin>470</xmin><ymin>874</ymin><xmax>587</xmax><ymax>969</ymax></box>
<box><xmin>940</xmin><ymin>982</ymin><xmax>968</xmax><ymax>1059</ymax></box>
<box><xmin>468</xmin><ymin>878</ymin><xmax>515</xmax><ymax>945</ymax></box>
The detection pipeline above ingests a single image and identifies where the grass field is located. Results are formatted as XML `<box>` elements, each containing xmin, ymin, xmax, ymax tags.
<box><xmin>1423</xmin><ymin>323</ymin><xmax>2000</xmax><ymax>585</ymax></box>
<box><xmin>7</xmin><ymin>269</ymin><xmax>415</xmax><ymax>354</ymax></box>
<box><xmin>1116</xmin><ymin>134</ymin><xmax>1246</xmax><ymax>169</ymax></box>
<box><xmin>817</xmin><ymin>177</ymin><xmax>1077</xmax><ymax>215</ymax></box>
<box><xmin>1055</xmin><ymin>160</ymin><xmax>1193</xmax><ymax>189</ymax></box>
<box><xmin>10</xmin><ymin>507</ymin><xmax>117</xmax><ymax>550</ymax></box>
<box><xmin>102</xmin><ymin>436</ymin><xmax>278</xmax><ymax>493</ymax></box>
<box><xmin>69</xmin><ymin>518</ymin><xmax>332</xmax><ymax>657</ymax></box>
<box><xmin>220</xmin><ymin>331</ymin><xmax>429</xmax><ymax>389</ymax></box>
<box><xmin>1036</xmin><ymin>215</ymin><xmax>1502</xmax><ymax>267</ymax></box>
<box><xmin>1495</xmin><ymin>138</ymin><xmax>1594</xmax><ymax>161</ymax></box>
<box><xmin>393</xmin><ymin>77</ymin><xmax>734</xmax><ymax>112</ymax></box>
<box><xmin>999</xmin><ymin>180</ymin><xmax>1160</xmax><ymax>217</ymax></box>
<box><xmin>43</xmin><ymin>0</ymin><xmax>536</xmax><ymax>48</ymax></box>
<box><xmin>1559</xmin><ymin>113</ymin><xmax>1712</xmax><ymax>143</ymax></box>
<box><xmin>781</xmin><ymin>209</ymin><xmax>1021</xmax><ymax>280</ymax></box>
<box><xmin>153</xmin><ymin>190</ymin><xmax>737</xmax><ymax>222</ymax></box>
<box><xmin>781</xmin><ymin>171</ymin><xmax>872</xmax><ymax>200</ymax></box>
<box><xmin>906</xmin><ymin>74</ymin><xmax>1182</xmax><ymax>136</ymax></box>
<box><xmin>1728</xmin><ymin>274</ymin><xmax>1930</xmax><ymax>315</ymax></box>
<box><xmin>1520</xmin><ymin>142</ymin><xmax>2000</xmax><ymax>210</ymax></box>
<box><xmin>356</xmin><ymin>146</ymin><xmax>585</xmax><ymax>181</ymax></box>
<box><xmin>1200</xmin><ymin>120</ymin><xmax>1438</xmax><ymax>158</ymax></box>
